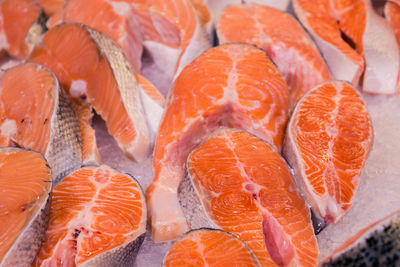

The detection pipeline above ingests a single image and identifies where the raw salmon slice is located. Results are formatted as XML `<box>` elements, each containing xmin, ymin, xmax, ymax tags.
<box><xmin>134</xmin><ymin>0</ymin><xmax>211</xmax><ymax>90</ymax></box>
<box><xmin>217</xmin><ymin>4</ymin><xmax>332</xmax><ymax>106</ymax></box>
<box><xmin>28</xmin><ymin>23</ymin><xmax>151</xmax><ymax>163</ymax></box>
<box><xmin>164</xmin><ymin>229</ymin><xmax>261</xmax><ymax>266</ymax></box>
<box><xmin>0</xmin><ymin>148</ymin><xmax>51</xmax><ymax>266</ymax></box>
<box><xmin>146</xmin><ymin>43</ymin><xmax>289</xmax><ymax>242</ymax></box>
<box><xmin>322</xmin><ymin>210</ymin><xmax>400</xmax><ymax>266</ymax></box>
<box><xmin>181</xmin><ymin>128</ymin><xmax>318</xmax><ymax>266</ymax></box>
<box><xmin>33</xmin><ymin>165</ymin><xmax>147</xmax><ymax>266</ymax></box>
<box><xmin>385</xmin><ymin>1</ymin><xmax>400</xmax><ymax>94</ymax></box>
<box><xmin>293</xmin><ymin>0</ymin><xmax>399</xmax><ymax>94</ymax></box>
<box><xmin>59</xmin><ymin>0</ymin><xmax>165</xmax><ymax>138</ymax></box>
<box><xmin>191</xmin><ymin>0</ymin><xmax>291</xmax><ymax>42</ymax></box>
<box><xmin>0</xmin><ymin>63</ymin><xmax>81</xmax><ymax>183</ymax></box>
<box><xmin>61</xmin><ymin>0</ymin><xmax>143</xmax><ymax>72</ymax></box>
<box><xmin>284</xmin><ymin>81</ymin><xmax>373</xmax><ymax>225</ymax></box>
<box><xmin>0</xmin><ymin>0</ymin><xmax>45</xmax><ymax>59</ymax></box>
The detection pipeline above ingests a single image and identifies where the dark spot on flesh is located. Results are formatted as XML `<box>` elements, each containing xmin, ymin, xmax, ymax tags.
<box><xmin>20</xmin><ymin>118</ymin><xmax>25</xmax><ymax>123</ymax></box>
<box><xmin>252</xmin><ymin>193</ymin><xmax>258</xmax><ymax>200</ymax></box>
<box><xmin>340</xmin><ymin>29</ymin><xmax>357</xmax><ymax>51</ymax></box>
<box><xmin>44</xmin><ymin>118</ymin><xmax>48</xmax><ymax>124</ymax></box>
<box><xmin>73</xmin><ymin>229</ymin><xmax>81</xmax><ymax>239</ymax></box>
<box><xmin>20</xmin><ymin>205</ymin><xmax>27</xmax><ymax>212</ymax></box>
<box><xmin>79</xmin><ymin>94</ymin><xmax>87</xmax><ymax>101</ymax></box>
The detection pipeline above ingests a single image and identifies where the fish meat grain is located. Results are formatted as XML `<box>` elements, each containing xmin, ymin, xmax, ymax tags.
<box><xmin>33</xmin><ymin>165</ymin><xmax>147</xmax><ymax>266</ymax></box>
<box><xmin>164</xmin><ymin>229</ymin><xmax>261</xmax><ymax>266</ymax></box>
<box><xmin>0</xmin><ymin>63</ymin><xmax>81</xmax><ymax>183</ymax></box>
<box><xmin>284</xmin><ymin>81</ymin><xmax>373</xmax><ymax>225</ymax></box>
<box><xmin>217</xmin><ymin>4</ymin><xmax>332</xmax><ymax>105</ymax></box>
<box><xmin>0</xmin><ymin>148</ymin><xmax>51</xmax><ymax>266</ymax></box>
<box><xmin>147</xmin><ymin>43</ymin><xmax>289</xmax><ymax>242</ymax></box>
<box><xmin>181</xmin><ymin>128</ymin><xmax>318</xmax><ymax>266</ymax></box>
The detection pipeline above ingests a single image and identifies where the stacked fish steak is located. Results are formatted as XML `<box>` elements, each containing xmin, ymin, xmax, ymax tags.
<box><xmin>0</xmin><ymin>0</ymin><xmax>398</xmax><ymax>266</ymax></box>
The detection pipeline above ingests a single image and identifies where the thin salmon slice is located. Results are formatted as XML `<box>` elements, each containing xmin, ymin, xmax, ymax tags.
<box><xmin>146</xmin><ymin>43</ymin><xmax>289</xmax><ymax>242</ymax></box>
<box><xmin>0</xmin><ymin>0</ymin><xmax>45</xmax><ymax>59</ymax></box>
<box><xmin>181</xmin><ymin>128</ymin><xmax>318</xmax><ymax>266</ymax></box>
<box><xmin>28</xmin><ymin>23</ymin><xmax>151</xmax><ymax>163</ymax></box>
<box><xmin>385</xmin><ymin>1</ymin><xmax>400</xmax><ymax>94</ymax></box>
<box><xmin>164</xmin><ymin>229</ymin><xmax>261</xmax><ymax>266</ymax></box>
<box><xmin>322</xmin><ymin>210</ymin><xmax>400</xmax><ymax>266</ymax></box>
<box><xmin>0</xmin><ymin>63</ymin><xmax>81</xmax><ymax>183</ymax></box>
<box><xmin>293</xmin><ymin>0</ymin><xmax>399</xmax><ymax>94</ymax></box>
<box><xmin>284</xmin><ymin>81</ymin><xmax>373</xmax><ymax>226</ymax></box>
<box><xmin>217</xmin><ymin>4</ymin><xmax>332</xmax><ymax>106</ymax></box>
<box><xmin>134</xmin><ymin>0</ymin><xmax>211</xmax><ymax>89</ymax></box>
<box><xmin>33</xmin><ymin>165</ymin><xmax>147</xmax><ymax>266</ymax></box>
<box><xmin>0</xmin><ymin>148</ymin><xmax>51</xmax><ymax>266</ymax></box>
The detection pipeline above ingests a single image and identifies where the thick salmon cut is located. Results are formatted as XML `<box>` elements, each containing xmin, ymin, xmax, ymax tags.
<box><xmin>284</xmin><ymin>81</ymin><xmax>373</xmax><ymax>226</ymax></box>
<box><xmin>190</xmin><ymin>0</ymin><xmax>290</xmax><ymax>42</ymax></box>
<box><xmin>217</xmin><ymin>4</ymin><xmax>332</xmax><ymax>106</ymax></box>
<box><xmin>0</xmin><ymin>0</ymin><xmax>45</xmax><ymax>59</ymax></box>
<box><xmin>385</xmin><ymin>1</ymin><xmax>400</xmax><ymax>94</ymax></box>
<box><xmin>29</xmin><ymin>23</ymin><xmax>151</xmax><ymax>163</ymax></box>
<box><xmin>0</xmin><ymin>148</ymin><xmax>51</xmax><ymax>266</ymax></box>
<box><xmin>181</xmin><ymin>128</ymin><xmax>318</xmax><ymax>266</ymax></box>
<box><xmin>293</xmin><ymin>0</ymin><xmax>399</xmax><ymax>94</ymax></box>
<box><xmin>147</xmin><ymin>43</ymin><xmax>290</xmax><ymax>242</ymax></box>
<box><xmin>61</xmin><ymin>0</ymin><xmax>143</xmax><ymax>73</ymax></box>
<box><xmin>133</xmin><ymin>0</ymin><xmax>211</xmax><ymax>89</ymax></box>
<box><xmin>33</xmin><ymin>165</ymin><xmax>147</xmax><ymax>266</ymax></box>
<box><xmin>0</xmin><ymin>63</ymin><xmax>81</xmax><ymax>183</ymax></box>
<box><xmin>322</xmin><ymin>210</ymin><xmax>400</xmax><ymax>266</ymax></box>
<box><xmin>164</xmin><ymin>229</ymin><xmax>261</xmax><ymax>266</ymax></box>
<box><xmin>59</xmin><ymin>0</ymin><xmax>165</xmax><ymax>138</ymax></box>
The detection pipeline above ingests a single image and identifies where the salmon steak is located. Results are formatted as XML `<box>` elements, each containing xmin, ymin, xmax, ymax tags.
<box><xmin>0</xmin><ymin>0</ymin><xmax>45</xmax><ymax>60</ymax></box>
<box><xmin>322</xmin><ymin>210</ymin><xmax>400</xmax><ymax>266</ymax></box>
<box><xmin>0</xmin><ymin>148</ymin><xmax>51</xmax><ymax>266</ymax></box>
<box><xmin>146</xmin><ymin>43</ymin><xmax>289</xmax><ymax>242</ymax></box>
<box><xmin>164</xmin><ymin>229</ymin><xmax>261</xmax><ymax>266</ymax></box>
<box><xmin>181</xmin><ymin>128</ymin><xmax>318</xmax><ymax>266</ymax></box>
<box><xmin>0</xmin><ymin>63</ymin><xmax>81</xmax><ymax>183</ymax></box>
<box><xmin>28</xmin><ymin>23</ymin><xmax>150</xmax><ymax>164</ymax></box>
<box><xmin>58</xmin><ymin>0</ymin><xmax>165</xmax><ymax>140</ymax></box>
<box><xmin>190</xmin><ymin>0</ymin><xmax>291</xmax><ymax>42</ymax></box>
<box><xmin>33</xmin><ymin>165</ymin><xmax>147</xmax><ymax>266</ymax></box>
<box><xmin>293</xmin><ymin>0</ymin><xmax>399</xmax><ymax>94</ymax></box>
<box><xmin>284</xmin><ymin>81</ymin><xmax>373</xmax><ymax>226</ymax></box>
<box><xmin>132</xmin><ymin>0</ymin><xmax>211</xmax><ymax>90</ymax></box>
<box><xmin>59</xmin><ymin>0</ymin><xmax>143</xmax><ymax>73</ymax></box>
<box><xmin>217</xmin><ymin>4</ymin><xmax>332</xmax><ymax>106</ymax></box>
<box><xmin>385</xmin><ymin>0</ymin><xmax>400</xmax><ymax>94</ymax></box>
